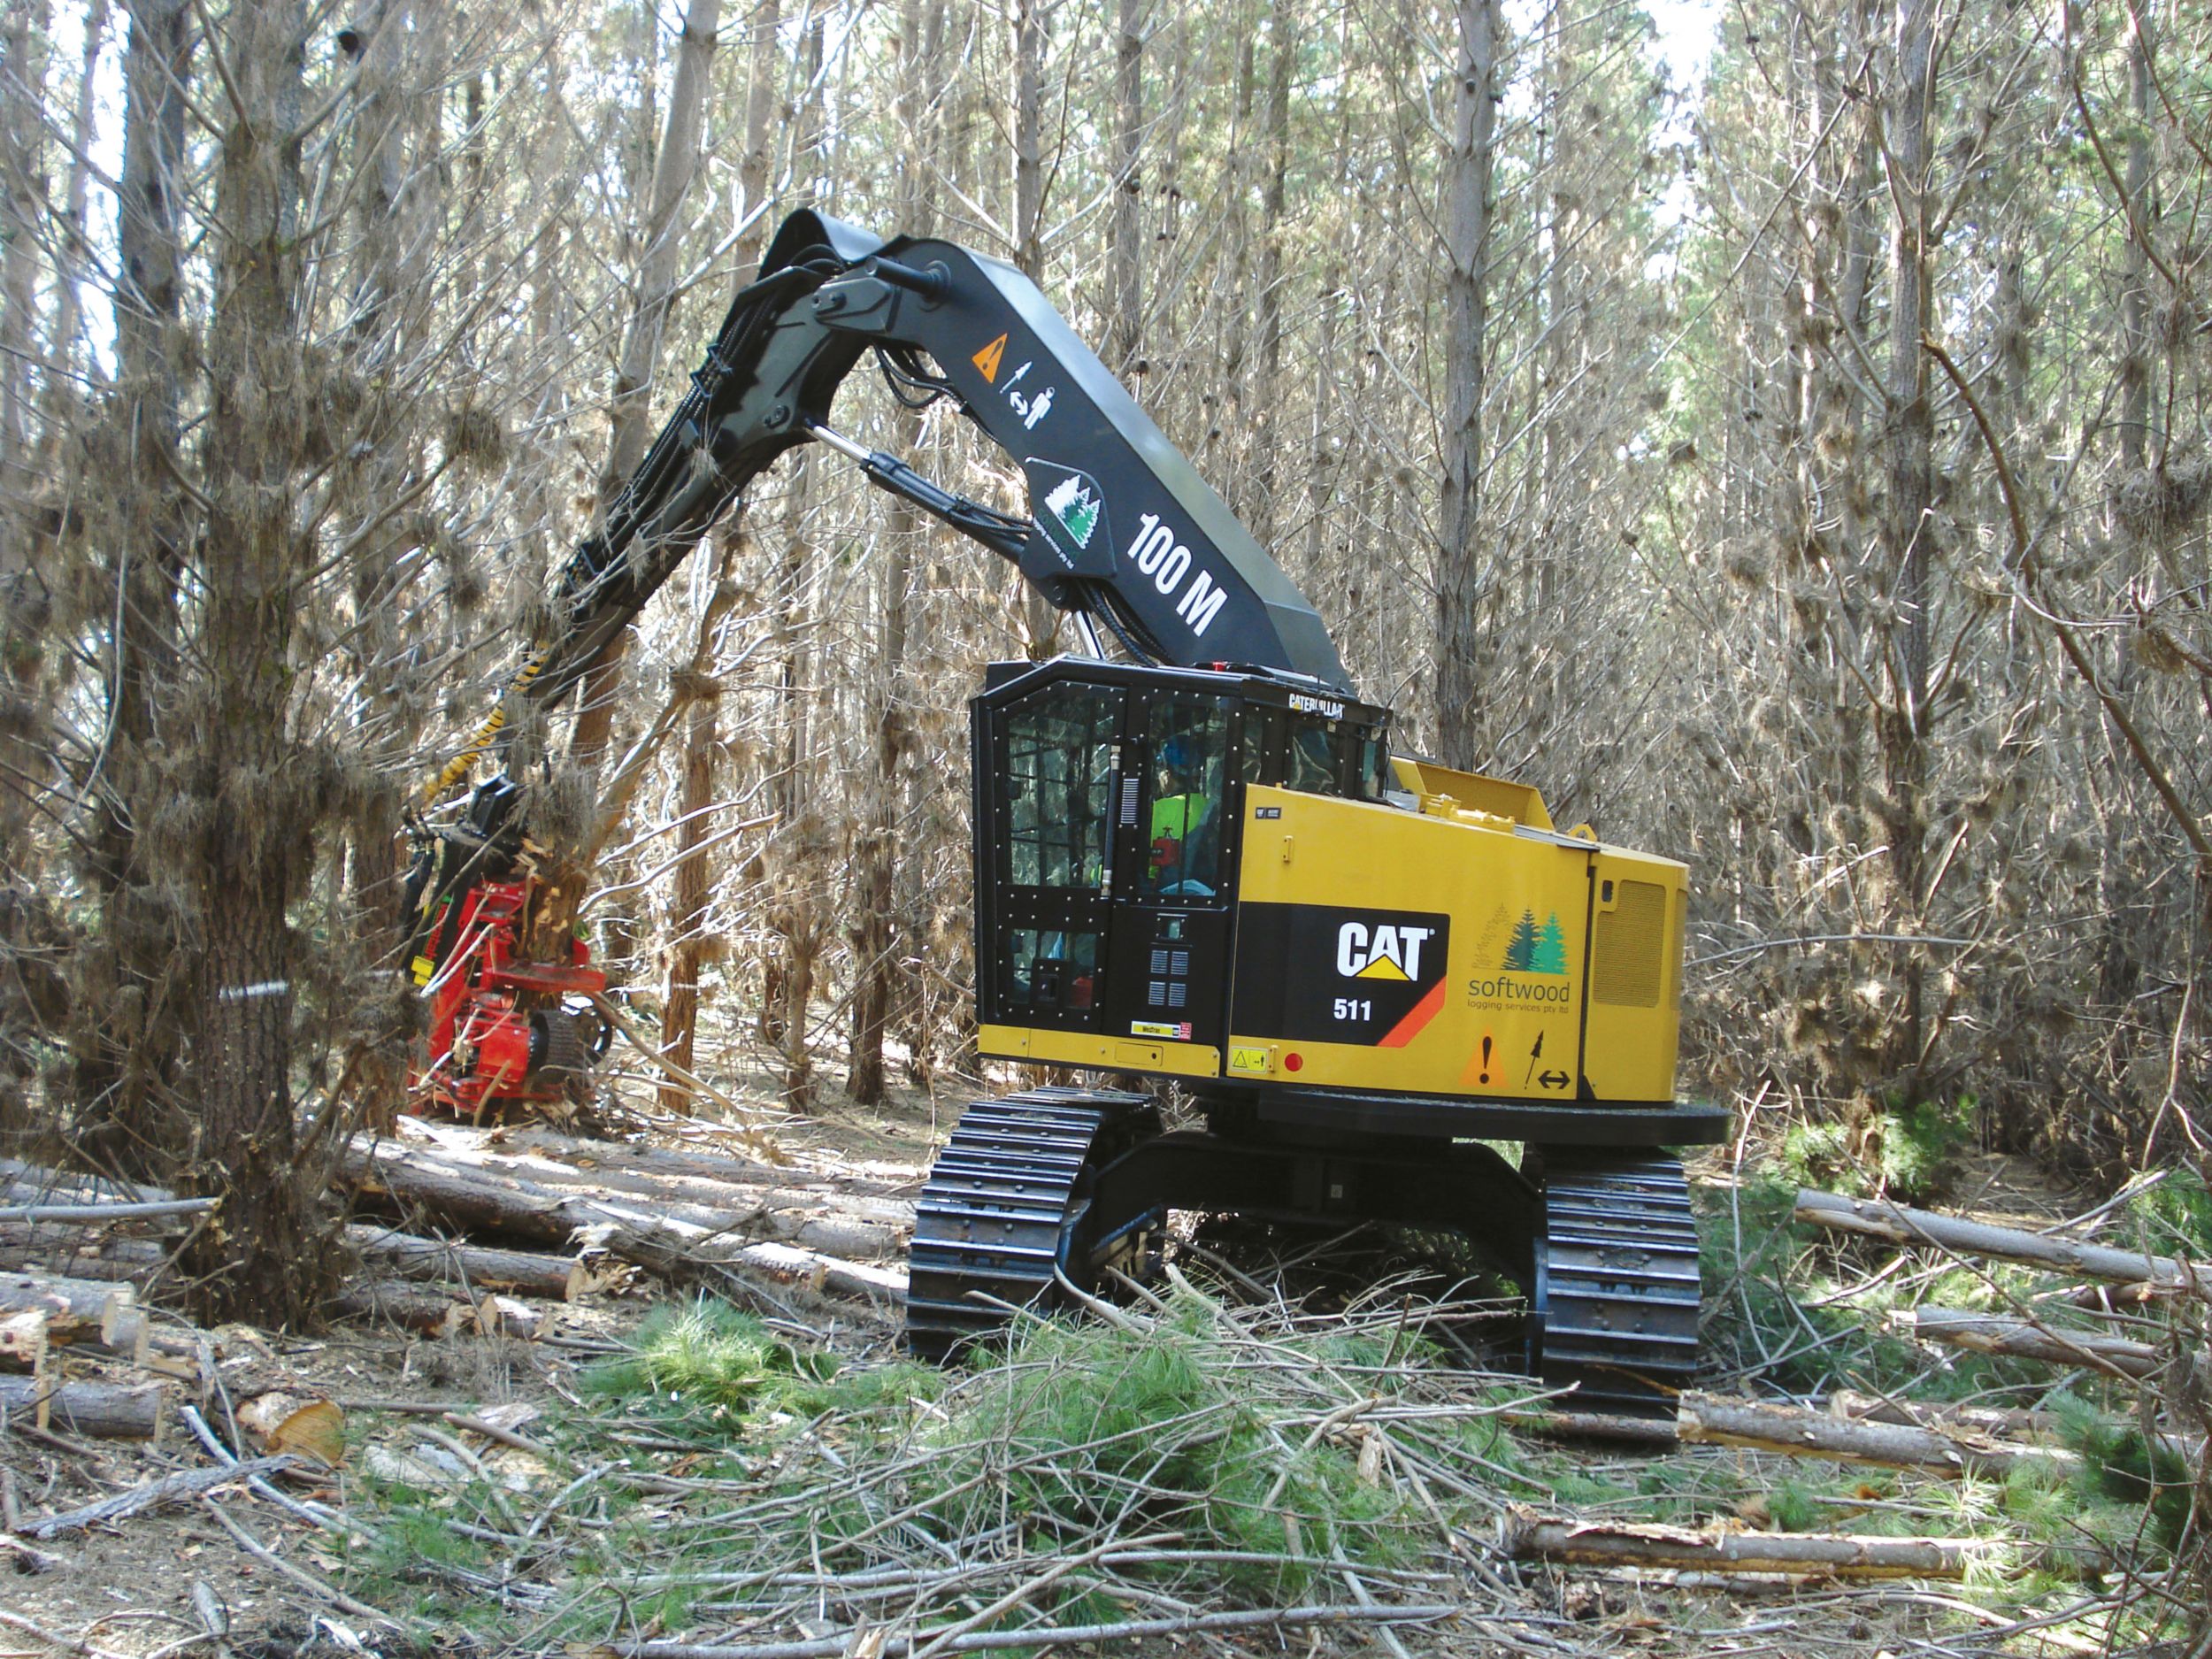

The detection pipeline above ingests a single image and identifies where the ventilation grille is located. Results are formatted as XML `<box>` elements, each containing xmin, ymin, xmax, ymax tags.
<box><xmin>1594</xmin><ymin>880</ymin><xmax>1667</xmax><ymax>1008</ymax></box>
<box><xmin>1670</xmin><ymin>887</ymin><xmax>1686</xmax><ymax>1009</ymax></box>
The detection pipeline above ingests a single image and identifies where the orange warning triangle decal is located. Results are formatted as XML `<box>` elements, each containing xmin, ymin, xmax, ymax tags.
<box><xmin>972</xmin><ymin>333</ymin><xmax>1008</xmax><ymax>383</ymax></box>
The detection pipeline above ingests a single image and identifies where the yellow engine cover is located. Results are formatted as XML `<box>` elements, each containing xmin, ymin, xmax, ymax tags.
<box><xmin>1224</xmin><ymin>779</ymin><xmax>1685</xmax><ymax>1104</ymax></box>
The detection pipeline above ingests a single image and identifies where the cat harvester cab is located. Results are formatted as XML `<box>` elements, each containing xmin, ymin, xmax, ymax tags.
<box><xmin>409</xmin><ymin>208</ymin><xmax>1725</xmax><ymax>1414</ymax></box>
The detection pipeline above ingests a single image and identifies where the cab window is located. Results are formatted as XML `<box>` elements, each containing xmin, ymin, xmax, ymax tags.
<box><xmin>1146</xmin><ymin>696</ymin><xmax>1229</xmax><ymax>898</ymax></box>
<box><xmin>1286</xmin><ymin>721</ymin><xmax>1340</xmax><ymax>796</ymax></box>
<box><xmin>1002</xmin><ymin>685</ymin><xmax>1117</xmax><ymax>890</ymax></box>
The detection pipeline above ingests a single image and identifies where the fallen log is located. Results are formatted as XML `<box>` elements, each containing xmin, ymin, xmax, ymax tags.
<box><xmin>1501</xmin><ymin>1510</ymin><xmax>2002</xmax><ymax>1579</ymax></box>
<box><xmin>0</xmin><ymin>1271</ymin><xmax>133</xmax><ymax>1345</ymax></box>
<box><xmin>1794</xmin><ymin>1188</ymin><xmax>2212</xmax><ymax>1298</ymax></box>
<box><xmin>1826</xmin><ymin>1390</ymin><xmax>2060</xmax><ymax>1439</ymax></box>
<box><xmin>0</xmin><ymin>1158</ymin><xmax>170</xmax><ymax>1204</ymax></box>
<box><xmin>1678</xmin><ymin>1391</ymin><xmax>2065</xmax><ymax>1478</ymax></box>
<box><xmin>724</xmin><ymin>1240</ymin><xmax>907</xmax><ymax>1302</ymax></box>
<box><xmin>1</xmin><ymin>1225</ymin><xmax>169</xmax><ymax>1268</ymax></box>
<box><xmin>345</xmin><ymin>1225</ymin><xmax>591</xmax><ymax>1301</ymax></box>
<box><xmin>1890</xmin><ymin>1308</ymin><xmax>2162</xmax><ymax>1379</ymax></box>
<box><xmin>339</xmin><ymin>1141</ymin><xmax>904</xmax><ymax>1287</ymax></box>
<box><xmin>506</xmin><ymin>1126</ymin><xmax>782</xmax><ymax>1187</ymax></box>
<box><xmin>0</xmin><ymin>1270</ymin><xmax>159</xmax><ymax>1368</ymax></box>
<box><xmin>478</xmin><ymin>1156</ymin><xmax>912</xmax><ymax>1240</ymax></box>
<box><xmin>366</xmin><ymin>1136</ymin><xmax>905</xmax><ymax>1256</ymax></box>
<box><xmin>330</xmin><ymin>1279</ymin><xmax>471</xmax><ymax>1339</ymax></box>
<box><xmin>0</xmin><ymin>1197</ymin><xmax>216</xmax><ymax>1225</ymax></box>
<box><xmin>1502</xmin><ymin>1408</ymin><xmax>1680</xmax><ymax>1448</ymax></box>
<box><xmin>503</xmin><ymin>1125</ymin><xmax>913</xmax><ymax>1215</ymax></box>
<box><xmin>0</xmin><ymin>1377</ymin><xmax>169</xmax><ymax>1440</ymax></box>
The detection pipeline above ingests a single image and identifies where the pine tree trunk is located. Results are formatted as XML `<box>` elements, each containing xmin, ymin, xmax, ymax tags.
<box><xmin>526</xmin><ymin>0</ymin><xmax>720</xmax><ymax>973</ymax></box>
<box><xmin>181</xmin><ymin>0</ymin><xmax>326</xmax><ymax>1328</ymax></box>
<box><xmin>733</xmin><ymin>0</ymin><xmax>783</xmax><ymax>274</ymax></box>
<box><xmin>660</xmin><ymin>536</ymin><xmax>741</xmax><ymax>1110</ymax></box>
<box><xmin>1248</xmin><ymin>4</ymin><xmax>1294</xmax><ymax>549</ymax></box>
<box><xmin>759</xmin><ymin>4</ymin><xmax>829</xmax><ymax>1110</ymax></box>
<box><xmin>1109</xmin><ymin>0</ymin><xmax>1144</xmax><ymax>380</ymax></box>
<box><xmin>1433</xmin><ymin>0</ymin><xmax>1499</xmax><ymax>772</ymax></box>
<box><xmin>342</xmin><ymin>0</ymin><xmax>445</xmax><ymax>1131</ymax></box>
<box><xmin>1878</xmin><ymin>0</ymin><xmax>1937</xmax><ymax>1098</ymax></box>
<box><xmin>847</xmin><ymin>0</ymin><xmax>940</xmax><ymax>1104</ymax></box>
<box><xmin>1009</xmin><ymin>0</ymin><xmax>1059</xmax><ymax>659</ymax></box>
<box><xmin>70</xmin><ymin>0</ymin><xmax>195</xmax><ymax>1173</ymax></box>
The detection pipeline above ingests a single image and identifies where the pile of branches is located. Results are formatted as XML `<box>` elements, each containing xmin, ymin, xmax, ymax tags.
<box><xmin>359</xmin><ymin>1271</ymin><xmax>1559</xmax><ymax>1655</ymax></box>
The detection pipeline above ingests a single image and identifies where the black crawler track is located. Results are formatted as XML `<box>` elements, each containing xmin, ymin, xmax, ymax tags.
<box><xmin>1531</xmin><ymin>1149</ymin><xmax>1703</xmax><ymax>1417</ymax></box>
<box><xmin>904</xmin><ymin>1087</ymin><xmax>1159</xmax><ymax>1360</ymax></box>
<box><xmin>907</xmin><ymin>1094</ymin><xmax>1704</xmax><ymax>1419</ymax></box>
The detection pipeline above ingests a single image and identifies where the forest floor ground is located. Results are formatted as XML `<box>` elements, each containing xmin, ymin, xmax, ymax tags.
<box><xmin>1</xmin><ymin>1062</ymin><xmax>2197</xmax><ymax>1659</ymax></box>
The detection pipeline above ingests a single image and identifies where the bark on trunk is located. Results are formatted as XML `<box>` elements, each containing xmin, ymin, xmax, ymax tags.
<box><xmin>562</xmin><ymin>0</ymin><xmax>719</xmax><ymax>769</ymax></box>
<box><xmin>1891</xmin><ymin>1308</ymin><xmax>2163</xmax><ymax>1379</ymax></box>
<box><xmin>1877</xmin><ymin>0</ymin><xmax>1937</xmax><ymax>1095</ymax></box>
<box><xmin>1793</xmin><ymin>1187</ymin><xmax>2212</xmax><ymax>1295</ymax></box>
<box><xmin>345</xmin><ymin>1225</ymin><xmax>590</xmax><ymax>1301</ymax></box>
<box><xmin>70</xmin><ymin>0</ymin><xmax>195</xmax><ymax>1171</ymax></box>
<box><xmin>847</xmin><ymin>0</ymin><xmax>940</xmax><ymax>1104</ymax></box>
<box><xmin>0</xmin><ymin>1271</ymin><xmax>134</xmax><ymax>1343</ymax></box>
<box><xmin>660</xmin><ymin>534</ymin><xmax>741</xmax><ymax>1108</ymax></box>
<box><xmin>1503</xmin><ymin>1511</ymin><xmax>2002</xmax><ymax>1579</ymax></box>
<box><xmin>1109</xmin><ymin>0</ymin><xmax>1144</xmax><ymax>379</ymax></box>
<box><xmin>1009</xmin><ymin>0</ymin><xmax>1059</xmax><ymax>659</ymax></box>
<box><xmin>1432</xmin><ymin>0</ymin><xmax>1500</xmax><ymax>772</ymax></box>
<box><xmin>181</xmin><ymin>0</ymin><xmax>326</xmax><ymax>1329</ymax></box>
<box><xmin>1247</xmin><ymin>6</ymin><xmax>1295</xmax><ymax>548</ymax></box>
<box><xmin>526</xmin><ymin>0</ymin><xmax>723</xmax><ymax>997</ymax></box>
<box><xmin>337</xmin><ymin>1141</ymin><xmax>902</xmax><ymax>1277</ymax></box>
<box><xmin>1678</xmin><ymin>1390</ymin><xmax>2065</xmax><ymax>1477</ymax></box>
<box><xmin>341</xmin><ymin>0</ymin><xmax>446</xmax><ymax>1133</ymax></box>
<box><xmin>0</xmin><ymin>1376</ymin><xmax>169</xmax><ymax>1440</ymax></box>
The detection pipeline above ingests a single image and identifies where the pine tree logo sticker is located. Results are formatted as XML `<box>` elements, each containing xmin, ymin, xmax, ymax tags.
<box><xmin>1043</xmin><ymin>473</ymin><xmax>1100</xmax><ymax>549</ymax></box>
<box><xmin>1501</xmin><ymin>909</ymin><xmax>1568</xmax><ymax>976</ymax></box>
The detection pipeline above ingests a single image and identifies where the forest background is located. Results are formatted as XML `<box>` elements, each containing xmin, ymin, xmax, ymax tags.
<box><xmin>0</xmin><ymin>0</ymin><xmax>2207</xmax><ymax>1324</ymax></box>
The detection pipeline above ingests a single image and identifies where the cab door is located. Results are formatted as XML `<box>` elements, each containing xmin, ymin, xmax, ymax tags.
<box><xmin>1099</xmin><ymin>690</ymin><xmax>1236</xmax><ymax>1053</ymax></box>
<box><xmin>976</xmin><ymin>679</ymin><xmax>1125</xmax><ymax>1035</ymax></box>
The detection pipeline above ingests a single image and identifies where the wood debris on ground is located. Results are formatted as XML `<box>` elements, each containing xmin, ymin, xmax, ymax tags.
<box><xmin>0</xmin><ymin>1128</ymin><xmax>2202</xmax><ymax>1658</ymax></box>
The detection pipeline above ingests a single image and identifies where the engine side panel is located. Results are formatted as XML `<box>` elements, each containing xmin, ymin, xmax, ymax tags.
<box><xmin>1224</xmin><ymin>786</ymin><xmax>1686</xmax><ymax>1105</ymax></box>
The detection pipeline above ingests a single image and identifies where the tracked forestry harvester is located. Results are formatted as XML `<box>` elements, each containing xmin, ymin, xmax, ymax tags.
<box><xmin>408</xmin><ymin>209</ymin><xmax>1725</xmax><ymax>1413</ymax></box>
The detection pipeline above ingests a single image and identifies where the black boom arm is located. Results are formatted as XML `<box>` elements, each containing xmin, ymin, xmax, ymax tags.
<box><xmin>421</xmin><ymin>209</ymin><xmax>1352</xmax><ymax>803</ymax></box>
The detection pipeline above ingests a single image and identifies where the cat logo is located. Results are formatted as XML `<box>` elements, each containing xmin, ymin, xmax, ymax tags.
<box><xmin>1231</xmin><ymin>902</ymin><xmax>1449</xmax><ymax>1047</ymax></box>
<box><xmin>1337</xmin><ymin>921</ymin><xmax>1433</xmax><ymax>981</ymax></box>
